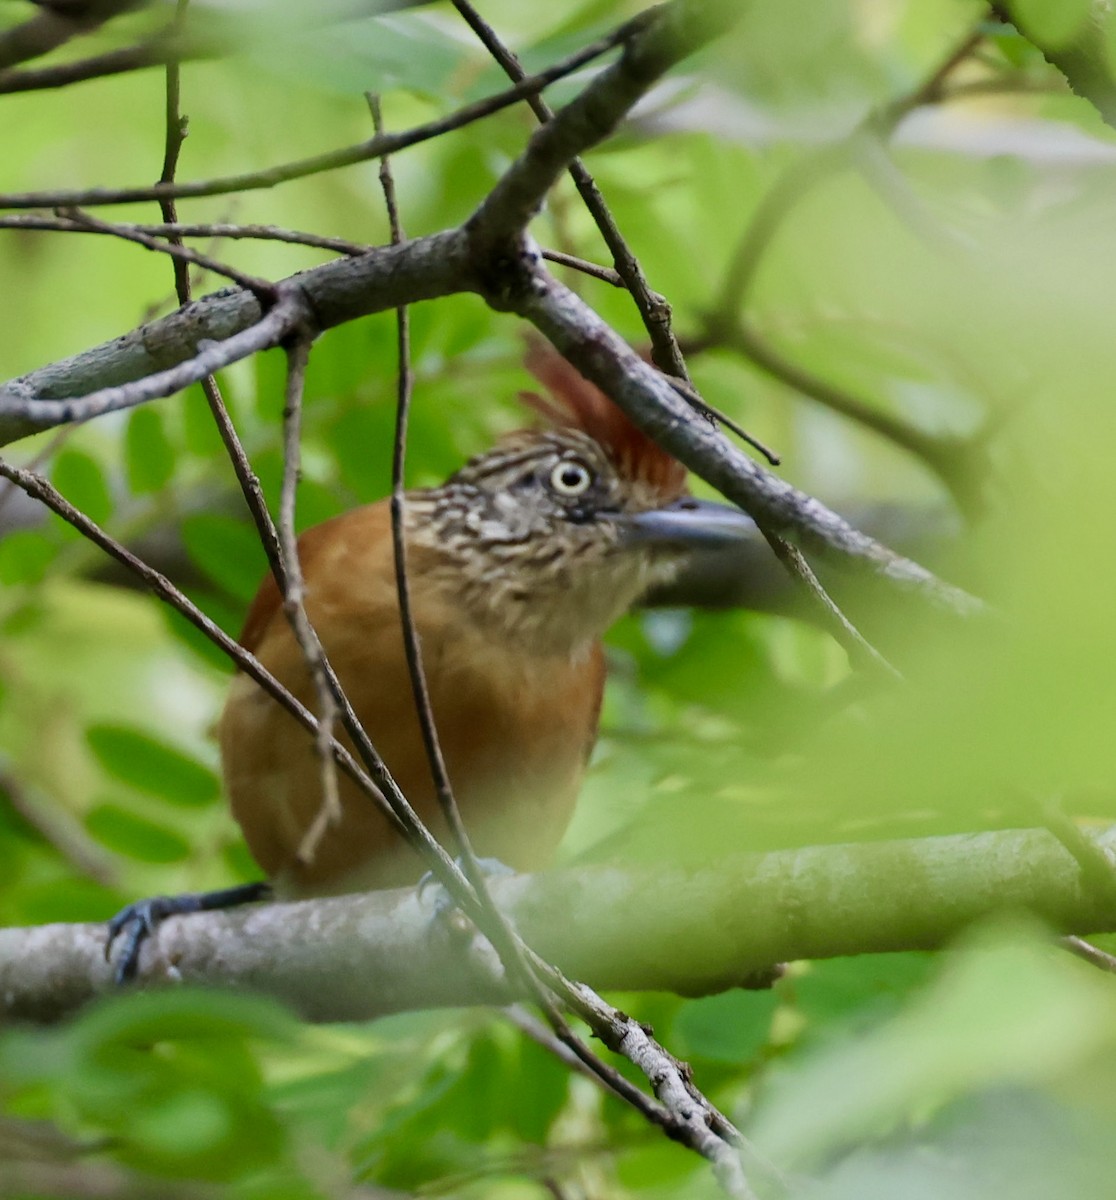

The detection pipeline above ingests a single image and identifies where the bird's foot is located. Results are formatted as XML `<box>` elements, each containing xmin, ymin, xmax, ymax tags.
<box><xmin>417</xmin><ymin>856</ymin><xmax>516</xmax><ymax>918</ymax></box>
<box><xmin>104</xmin><ymin>881</ymin><xmax>272</xmax><ymax>984</ymax></box>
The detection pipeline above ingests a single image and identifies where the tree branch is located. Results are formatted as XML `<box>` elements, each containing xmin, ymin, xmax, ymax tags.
<box><xmin>698</xmin><ymin>24</ymin><xmax>990</xmax><ymax>513</ymax></box>
<box><xmin>508</xmin><ymin>259</ymin><xmax>983</xmax><ymax>616</ymax></box>
<box><xmin>0</xmin><ymin>0</ymin><xmax>440</xmax><ymax>95</ymax></box>
<box><xmin>452</xmin><ymin>0</ymin><xmax>691</xmax><ymax>381</ymax></box>
<box><xmin>278</xmin><ymin>337</ymin><xmax>344</xmax><ymax>863</ymax></box>
<box><xmin>0</xmin><ymin>0</ymin><xmax>144</xmax><ymax>73</ymax></box>
<box><xmin>0</xmin><ymin>18</ymin><xmax>637</xmax><ymax>206</ymax></box>
<box><xmin>0</xmin><ymin>0</ymin><xmax>980</xmax><ymax>624</ymax></box>
<box><xmin>3</xmin><ymin>827</ymin><xmax>1113</xmax><ymax>1026</ymax></box>
<box><xmin>0</xmin><ymin>286</ymin><xmax>309</xmax><ymax>441</ymax></box>
<box><xmin>467</xmin><ymin>0</ymin><xmax>737</xmax><ymax>261</ymax></box>
<box><xmin>0</xmin><ymin>214</ymin><xmax>372</xmax><ymax>256</ymax></box>
<box><xmin>364</xmin><ymin>100</ymin><xmax>729</xmax><ymax>1167</ymax></box>
<box><xmin>0</xmin><ymin>229</ymin><xmax>474</xmax><ymax>443</ymax></box>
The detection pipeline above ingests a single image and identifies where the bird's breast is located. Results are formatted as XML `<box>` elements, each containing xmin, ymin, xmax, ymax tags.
<box><xmin>219</xmin><ymin>514</ymin><xmax>605</xmax><ymax>898</ymax></box>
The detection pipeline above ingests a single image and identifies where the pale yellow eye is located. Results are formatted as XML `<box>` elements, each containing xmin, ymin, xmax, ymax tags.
<box><xmin>549</xmin><ymin>459</ymin><xmax>593</xmax><ymax>497</ymax></box>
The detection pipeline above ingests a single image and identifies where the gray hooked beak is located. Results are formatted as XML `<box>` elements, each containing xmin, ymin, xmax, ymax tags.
<box><xmin>617</xmin><ymin>496</ymin><xmax>757</xmax><ymax>549</ymax></box>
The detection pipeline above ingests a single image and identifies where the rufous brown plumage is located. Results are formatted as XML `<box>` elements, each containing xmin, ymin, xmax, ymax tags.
<box><xmin>218</xmin><ymin>341</ymin><xmax>750</xmax><ymax>896</ymax></box>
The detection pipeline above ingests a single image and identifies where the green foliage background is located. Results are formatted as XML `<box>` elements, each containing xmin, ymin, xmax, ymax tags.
<box><xmin>3</xmin><ymin>1</ymin><xmax>1116</xmax><ymax>1196</ymax></box>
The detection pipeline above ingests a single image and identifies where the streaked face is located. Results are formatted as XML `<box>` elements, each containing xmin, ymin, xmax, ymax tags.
<box><xmin>407</xmin><ymin>429</ymin><xmax>751</xmax><ymax>656</ymax></box>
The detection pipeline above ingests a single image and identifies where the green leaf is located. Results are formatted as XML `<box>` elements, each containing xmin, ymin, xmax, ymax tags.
<box><xmin>1</xmin><ymin>989</ymin><xmax>299</xmax><ymax>1180</ymax></box>
<box><xmin>180</xmin><ymin>513</ymin><xmax>268</xmax><ymax>603</ymax></box>
<box><xmin>181</xmin><ymin>382</ymin><xmax>228</xmax><ymax>457</ymax></box>
<box><xmin>51</xmin><ymin>449</ymin><xmax>113</xmax><ymax>526</ymax></box>
<box><xmin>0</xmin><ymin>529</ymin><xmax>57</xmax><ymax>584</ymax></box>
<box><xmin>129</xmin><ymin>1088</ymin><xmax>234</xmax><ymax>1160</ymax></box>
<box><xmin>792</xmin><ymin>953</ymin><xmax>935</xmax><ymax>1040</ymax></box>
<box><xmin>329</xmin><ymin>405</ymin><xmax>395</xmax><ymax>503</ymax></box>
<box><xmin>251</xmin><ymin>12</ymin><xmax>472</xmax><ymax>98</ymax></box>
<box><xmin>85</xmin><ymin>802</ymin><xmax>192</xmax><ymax>863</ymax></box>
<box><xmin>86</xmin><ymin>724</ymin><xmax>218</xmax><ymax>808</ymax></box>
<box><xmin>12</xmin><ymin>876</ymin><xmax>123</xmax><ymax>925</ymax></box>
<box><xmin>616</xmin><ymin>1141</ymin><xmax>703</xmax><ymax>1192</ymax></box>
<box><xmin>751</xmin><ymin>923</ymin><xmax>1116</xmax><ymax>1168</ymax></box>
<box><xmin>125</xmin><ymin>408</ymin><xmax>175</xmax><ymax>494</ymax></box>
<box><xmin>252</xmin><ymin>348</ymin><xmax>288</xmax><ymax>422</ymax></box>
<box><xmin>1010</xmin><ymin>0</ymin><xmax>1092</xmax><ymax>49</ymax></box>
<box><xmin>673</xmin><ymin>988</ymin><xmax>778</xmax><ymax>1064</ymax></box>
<box><xmin>74</xmin><ymin>986</ymin><xmax>297</xmax><ymax>1049</ymax></box>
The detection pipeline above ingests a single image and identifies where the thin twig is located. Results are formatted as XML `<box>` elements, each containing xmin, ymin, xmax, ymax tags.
<box><xmin>1040</xmin><ymin>800</ymin><xmax>1116</xmax><ymax>909</ymax></box>
<box><xmin>724</xmin><ymin>322</ymin><xmax>969</xmax><ymax>480</ymax></box>
<box><xmin>1060</xmin><ymin>935</ymin><xmax>1116</xmax><ymax>974</ymax></box>
<box><xmin>540</xmin><ymin>248</ymin><xmax>623</xmax><ymax>287</ymax></box>
<box><xmin>0</xmin><ymin>0</ymin><xmax>434</xmax><ymax>96</ymax></box>
<box><xmin>147</xmin><ymin>74</ymin><xmax>389</xmax><ymax>871</ymax></box>
<box><xmin>0</xmin><ymin>19</ymin><xmax>645</xmax><ymax>210</ymax></box>
<box><xmin>0</xmin><ymin>214</ymin><xmax>371</xmax><ymax>256</ymax></box>
<box><xmin>369</xmin><ymin>91</ymin><xmax>493</xmax><ymax>914</ymax></box>
<box><xmin>0</xmin><ymin>21</ymin><xmax>204</xmax><ymax>95</ymax></box>
<box><xmin>370</xmin><ymin>86</ymin><xmax>567</xmax><ymax>1061</ymax></box>
<box><xmin>666</xmin><ymin>374</ymin><xmax>781</xmax><ymax>466</ymax></box>
<box><xmin>154</xmin><ymin>45</ymin><xmax>331</xmax><ymax>859</ymax></box>
<box><xmin>152</xmin><ymin>38</ymin><xmax>286</xmax><ymax>584</ymax></box>
<box><xmin>0</xmin><ymin>0</ymin><xmax>138</xmax><ymax>72</ymax></box>
<box><xmin>370</xmin><ymin>88</ymin><xmax>754</xmax><ymax>1194</ymax></box>
<box><xmin>157</xmin><ymin>7</ymin><xmax>191</xmax><ymax>303</ymax></box>
<box><xmin>57</xmin><ymin>207</ymin><xmax>277</xmax><ymax>305</ymax></box>
<box><xmin>452</xmin><ymin>0</ymin><xmax>691</xmax><ymax>382</ymax></box>
<box><xmin>718</xmin><ymin>25</ymin><xmax>985</xmax><ymax>317</ymax></box>
<box><xmin>454</xmin><ymin>1</ymin><xmax>777</xmax><ymax>466</ymax></box>
<box><xmin>502</xmin><ymin>1004</ymin><xmax>612</xmax><ymax>1083</ymax></box>
<box><xmin>198</xmin><ymin>378</ymin><xmax>285</xmax><ymax>583</ymax></box>
<box><xmin>278</xmin><ymin>340</ymin><xmax>343</xmax><ymax>864</ymax></box>
<box><xmin>0</xmin><ymin>760</ymin><xmax>120</xmax><ymax>888</ymax></box>
<box><xmin>0</xmin><ymin>426</ymin><xmax>71</xmax><ymax>520</ymax></box>
<box><xmin>549</xmin><ymin>968</ymin><xmax>758</xmax><ymax>1198</ymax></box>
<box><xmin>688</xmin><ymin>319</ymin><xmax>984</xmax><ymax>516</ymax></box>
<box><xmin>0</xmin><ymin>458</ymin><xmax>396</xmax><ymax>830</ymax></box>
<box><xmin>759</xmin><ymin>527</ymin><xmax>901</xmax><ymax>680</ymax></box>
<box><xmin>1</xmin><ymin>290</ymin><xmax>308</xmax><ymax>430</ymax></box>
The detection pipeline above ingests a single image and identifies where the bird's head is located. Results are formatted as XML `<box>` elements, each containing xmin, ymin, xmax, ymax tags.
<box><xmin>406</xmin><ymin>340</ymin><xmax>753</xmax><ymax>656</ymax></box>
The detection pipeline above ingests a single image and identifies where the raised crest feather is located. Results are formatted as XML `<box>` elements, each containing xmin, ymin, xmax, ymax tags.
<box><xmin>519</xmin><ymin>336</ymin><xmax>688</xmax><ymax>503</ymax></box>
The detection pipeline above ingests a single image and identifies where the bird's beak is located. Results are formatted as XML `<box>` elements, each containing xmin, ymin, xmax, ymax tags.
<box><xmin>617</xmin><ymin>496</ymin><xmax>757</xmax><ymax>550</ymax></box>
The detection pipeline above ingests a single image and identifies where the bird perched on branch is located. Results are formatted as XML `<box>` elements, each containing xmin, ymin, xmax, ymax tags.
<box><xmin>221</xmin><ymin>340</ymin><xmax>754</xmax><ymax>896</ymax></box>
<box><xmin>107</xmin><ymin>340</ymin><xmax>754</xmax><ymax>974</ymax></box>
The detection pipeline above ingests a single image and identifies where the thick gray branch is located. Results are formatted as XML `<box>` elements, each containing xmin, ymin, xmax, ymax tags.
<box><xmin>1</xmin><ymin>828</ymin><xmax>1112</xmax><ymax>1025</ymax></box>
<box><xmin>0</xmin><ymin>0</ymin><xmax>973</xmax><ymax>617</ymax></box>
<box><xmin>508</xmin><ymin>259</ymin><xmax>981</xmax><ymax>615</ymax></box>
<box><xmin>0</xmin><ymin>230</ymin><xmax>472</xmax><ymax>445</ymax></box>
<box><xmin>0</xmin><ymin>0</ymin><xmax>730</xmax><ymax>441</ymax></box>
<box><xmin>467</xmin><ymin>0</ymin><xmax>737</xmax><ymax>257</ymax></box>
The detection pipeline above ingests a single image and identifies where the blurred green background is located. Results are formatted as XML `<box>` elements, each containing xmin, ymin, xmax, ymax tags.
<box><xmin>3</xmin><ymin>0</ymin><xmax>1116</xmax><ymax>1196</ymax></box>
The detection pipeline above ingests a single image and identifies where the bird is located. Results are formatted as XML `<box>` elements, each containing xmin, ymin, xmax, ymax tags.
<box><xmin>106</xmin><ymin>340</ymin><xmax>755</xmax><ymax>974</ymax></box>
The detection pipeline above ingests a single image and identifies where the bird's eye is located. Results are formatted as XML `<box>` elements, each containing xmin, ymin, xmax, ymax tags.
<box><xmin>548</xmin><ymin>459</ymin><xmax>594</xmax><ymax>497</ymax></box>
